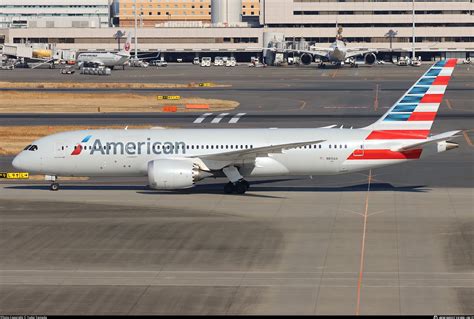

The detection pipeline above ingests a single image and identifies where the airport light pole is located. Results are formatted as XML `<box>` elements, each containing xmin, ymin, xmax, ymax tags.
<box><xmin>412</xmin><ymin>0</ymin><xmax>416</xmax><ymax>60</ymax></box>
<box><xmin>134</xmin><ymin>0</ymin><xmax>138</xmax><ymax>60</ymax></box>
<box><xmin>95</xmin><ymin>10</ymin><xmax>101</xmax><ymax>28</ymax></box>
<box><xmin>114</xmin><ymin>30</ymin><xmax>125</xmax><ymax>51</ymax></box>
<box><xmin>385</xmin><ymin>29</ymin><xmax>398</xmax><ymax>53</ymax></box>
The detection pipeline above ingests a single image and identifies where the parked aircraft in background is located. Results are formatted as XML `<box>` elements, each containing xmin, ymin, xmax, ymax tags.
<box><xmin>13</xmin><ymin>60</ymin><xmax>460</xmax><ymax>194</ymax></box>
<box><xmin>275</xmin><ymin>27</ymin><xmax>378</xmax><ymax>67</ymax></box>
<box><xmin>76</xmin><ymin>32</ymin><xmax>132</xmax><ymax>69</ymax></box>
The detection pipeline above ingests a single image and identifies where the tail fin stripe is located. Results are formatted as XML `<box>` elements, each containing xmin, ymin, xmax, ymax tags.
<box><xmin>400</xmin><ymin>96</ymin><xmax>423</xmax><ymax>104</ymax></box>
<box><xmin>409</xmin><ymin>87</ymin><xmax>429</xmax><ymax>95</ymax></box>
<box><xmin>432</xmin><ymin>76</ymin><xmax>451</xmax><ymax>85</ymax></box>
<box><xmin>384</xmin><ymin>114</ymin><xmax>411</xmax><ymax>121</ymax></box>
<box><xmin>413</xmin><ymin>103</ymin><xmax>439</xmax><ymax>112</ymax></box>
<box><xmin>426</xmin><ymin>69</ymin><xmax>442</xmax><ymax>76</ymax></box>
<box><xmin>444</xmin><ymin>59</ymin><xmax>457</xmax><ymax>67</ymax></box>
<box><xmin>392</xmin><ymin>104</ymin><xmax>417</xmax><ymax>112</ymax></box>
<box><xmin>408</xmin><ymin>112</ymin><xmax>437</xmax><ymax>121</ymax></box>
<box><xmin>426</xmin><ymin>85</ymin><xmax>446</xmax><ymax>94</ymax></box>
<box><xmin>420</xmin><ymin>94</ymin><xmax>444</xmax><ymax>103</ymax></box>
<box><xmin>417</xmin><ymin>77</ymin><xmax>436</xmax><ymax>85</ymax></box>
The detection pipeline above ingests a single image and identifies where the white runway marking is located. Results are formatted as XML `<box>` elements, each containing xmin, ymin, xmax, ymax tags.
<box><xmin>193</xmin><ymin>112</ymin><xmax>213</xmax><ymax>124</ymax></box>
<box><xmin>228</xmin><ymin>113</ymin><xmax>246</xmax><ymax>124</ymax></box>
<box><xmin>210</xmin><ymin>113</ymin><xmax>229</xmax><ymax>124</ymax></box>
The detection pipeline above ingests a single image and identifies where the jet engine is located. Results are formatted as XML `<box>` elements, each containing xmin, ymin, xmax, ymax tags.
<box><xmin>300</xmin><ymin>53</ymin><xmax>312</xmax><ymax>65</ymax></box>
<box><xmin>147</xmin><ymin>159</ymin><xmax>202</xmax><ymax>190</ymax></box>
<box><xmin>364</xmin><ymin>53</ymin><xmax>377</xmax><ymax>65</ymax></box>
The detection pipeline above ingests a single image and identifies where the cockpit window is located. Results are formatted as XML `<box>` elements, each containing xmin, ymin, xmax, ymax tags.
<box><xmin>28</xmin><ymin>145</ymin><xmax>38</xmax><ymax>151</ymax></box>
<box><xmin>24</xmin><ymin>145</ymin><xmax>32</xmax><ymax>150</ymax></box>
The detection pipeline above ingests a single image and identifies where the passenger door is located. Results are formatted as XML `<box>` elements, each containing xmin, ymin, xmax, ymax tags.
<box><xmin>352</xmin><ymin>143</ymin><xmax>365</xmax><ymax>157</ymax></box>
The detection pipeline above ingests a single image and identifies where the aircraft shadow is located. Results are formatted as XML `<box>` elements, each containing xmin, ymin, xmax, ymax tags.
<box><xmin>5</xmin><ymin>182</ymin><xmax>429</xmax><ymax>194</ymax></box>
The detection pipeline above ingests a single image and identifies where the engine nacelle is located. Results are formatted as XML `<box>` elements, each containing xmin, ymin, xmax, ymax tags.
<box><xmin>364</xmin><ymin>53</ymin><xmax>377</xmax><ymax>65</ymax></box>
<box><xmin>300</xmin><ymin>53</ymin><xmax>312</xmax><ymax>65</ymax></box>
<box><xmin>147</xmin><ymin>159</ymin><xmax>200</xmax><ymax>190</ymax></box>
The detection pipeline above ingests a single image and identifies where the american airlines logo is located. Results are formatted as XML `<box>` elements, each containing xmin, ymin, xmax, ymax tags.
<box><xmin>76</xmin><ymin>138</ymin><xmax>186</xmax><ymax>156</ymax></box>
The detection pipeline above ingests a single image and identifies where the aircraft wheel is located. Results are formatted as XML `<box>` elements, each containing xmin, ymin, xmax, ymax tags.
<box><xmin>224</xmin><ymin>182</ymin><xmax>235</xmax><ymax>194</ymax></box>
<box><xmin>50</xmin><ymin>183</ymin><xmax>60</xmax><ymax>191</ymax></box>
<box><xmin>241</xmin><ymin>180</ymin><xmax>250</xmax><ymax>190</ymax></box>
<box><xmin>235</xmin><ymin>182</ymin><xmax>247</xmax><ymax>194</ymax></box>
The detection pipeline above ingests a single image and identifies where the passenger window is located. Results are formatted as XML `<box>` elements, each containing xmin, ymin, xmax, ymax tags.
<box><xmin>319</xmin><ymin>145</ymin><xmax>321</xmax><ymax>149</ymax></box>
<box><xmin>329</xmin><ymin>145</ymin><xmax>331</xmax><ymax>149</ymax></box>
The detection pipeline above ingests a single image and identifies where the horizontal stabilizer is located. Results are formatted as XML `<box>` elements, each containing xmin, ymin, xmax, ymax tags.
<box><xmin>392</xmin><ymin>130</ymin><xmax>462</xmax><ymax>151</ymax></box>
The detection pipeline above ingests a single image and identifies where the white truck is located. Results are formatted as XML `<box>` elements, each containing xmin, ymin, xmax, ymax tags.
<box><xmin>214</xmin><ymin>56</ymin><xmax>223</xmax><ymax>66</ymax></box>
<box><xmin>225</xmin><ymin>57</ymin><xmax>237</xmax><ymax>67</ymax></box>
<box><xmin>200</xmin><ymin>57</ymin><xmax>211</xmax><ymax>67</ymax></box>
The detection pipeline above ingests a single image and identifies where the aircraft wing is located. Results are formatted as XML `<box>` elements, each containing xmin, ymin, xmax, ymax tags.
<box><xmin>195</xmin><ymin>139</ymin><xmax>325</xmax><ymax>169</ymax></box>
<box><xmin>89</xmin><ymin>60</ymin><xmax>105</xmax><ymax>66</ymax></box>
<box><xmin>266</xmin><ymin>47</ymin><xmax>330</xmax><ymax>58</ymax></box>
<box><xmin>392</xmin><ymin>130</ymin><xmax>462</xmax><ymax>152</ymax></box>
<box><xmin>345</xmin><ymin>48</ymin><xmax>377</xmax><ymax>59</ymax></box>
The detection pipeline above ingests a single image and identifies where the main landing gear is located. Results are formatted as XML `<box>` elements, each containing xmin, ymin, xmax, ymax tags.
<box><xmin>222</xmin><ymin>165</ymin><xmax>249</xmax><ymax>194</ymax></box>
<box><xmin>224</xmin><ymin>179</ymin><xmax>250</xmax><ymax>195</ymax></box>
<box><xmin>50</xmin><ymin>182</ymin><xmax>60</xmax><ymax>191</ymax></box>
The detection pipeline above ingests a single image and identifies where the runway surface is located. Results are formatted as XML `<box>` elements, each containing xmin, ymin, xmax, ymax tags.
<box><xmin>0</xmin><ymin>63</ymin><xmax>473</xmax><ymax>315</ymax></box>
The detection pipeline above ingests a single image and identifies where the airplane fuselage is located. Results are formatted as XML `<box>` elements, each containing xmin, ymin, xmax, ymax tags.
<box><xmin>76</xmin><ymin>52</ymin><xmax>129</xmax><ymax>67</ymax></box>
<box><xmin>12</xmin><ymin>128</ymin><xmax>433</xmax><ymax>179</ymax></box>
<box><xmin>327</xmin><ymin>40</ymin><xmax>347</xmax><ymax>62</ymax></box>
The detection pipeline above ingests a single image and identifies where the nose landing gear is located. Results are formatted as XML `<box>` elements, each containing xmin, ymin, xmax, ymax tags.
<box><xmin>46</xmin><ymin>175</ymin><xmax>59</xmax><ymax>191</ymax></box>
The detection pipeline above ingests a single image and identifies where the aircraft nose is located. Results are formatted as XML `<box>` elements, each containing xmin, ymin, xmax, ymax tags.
<box><xmin>12</xmin><ymin>153</ymin><xmax>26</xmax><ymax>171</ymax></box>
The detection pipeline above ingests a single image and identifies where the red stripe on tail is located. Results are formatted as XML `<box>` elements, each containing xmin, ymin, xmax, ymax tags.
<box><xmin>408</xmin><ymin>112</ymin><xmax>437</xmax><ymax>121</ymax></box>
<box><xmin>444</xmin><ymin>59</ymin><xmax>457</xmax><ymax>67</ymax></box>
<box><xmin>347</xmin><ymin>149</ymin><xmax>422</xmax><ymax>160</ymax></box>
<box><xmin>433</xmin><ymin>76</ymin><xmax>451</xmax><ymax>85</ymax></box>
<box><xmin>420</xmin><ymin>94</ymin><xmax>444</xmax><ymax>104</ymax></box>
<box><xmin>366</xmin><ymin>130</ymin><xmax>430</xmax><ymax>140</ymax></box>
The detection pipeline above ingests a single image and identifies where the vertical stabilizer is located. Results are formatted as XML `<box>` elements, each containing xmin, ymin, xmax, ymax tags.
<box><xmin>364</xmin><ymin>59</ymin><xmax>458</xmax><ymax>140</ymax></box>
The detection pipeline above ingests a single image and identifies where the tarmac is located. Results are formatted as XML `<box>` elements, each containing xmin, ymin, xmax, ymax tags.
<box><xmin>0</xmin><ymin>63</ymin><xmax>473</xmax><ymax>315</ymax></box>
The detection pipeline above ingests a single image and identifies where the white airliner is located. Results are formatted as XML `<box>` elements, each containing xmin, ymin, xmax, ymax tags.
<box><xmin>76</xmin><ymin>32</ymin><xmax>132</xmax><ymax>69</ymax></box>
<box><xmin>13</xmin><ymin>59</ymin><xmax>461</xmax><ymax>194</ymax></box>
<box><xmin>279</xmin><ymin>27</ymin><xmax>377</xmax><ymax>67</ymax></box>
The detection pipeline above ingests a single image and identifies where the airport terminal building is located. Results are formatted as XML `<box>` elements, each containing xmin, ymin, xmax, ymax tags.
<box><xmin>0</xmin><ymin>0</ymin><xmax>472</xmax><ymax>61</ymax></box>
